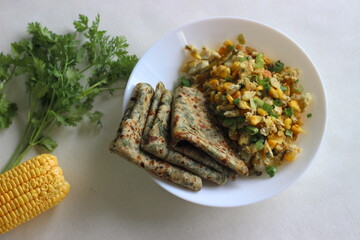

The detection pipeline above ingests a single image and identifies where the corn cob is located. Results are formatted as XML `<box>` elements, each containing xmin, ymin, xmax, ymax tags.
<box><xmin>0</xmin><ymin>154</ymin><xmax>70</xmax><ymax>234</ymax></box>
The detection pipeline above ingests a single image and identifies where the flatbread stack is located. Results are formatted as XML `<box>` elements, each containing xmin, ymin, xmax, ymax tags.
<box><xmin>110</xmin><ymin>82</ymin><xmax>248</xmax><ymax>191</ymax></box>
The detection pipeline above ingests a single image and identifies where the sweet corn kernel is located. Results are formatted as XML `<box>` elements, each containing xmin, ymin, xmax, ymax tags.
<box><xmin>257</xmin><ymin>107</ymin><xmax>268</xmax><ymax>116</ymax></box>
<box><xmin>256</xmin><ymin>85</ymin><xmax>264</xmax><ymax>91</ymax></box>
<box><xmin>224</xmin><ymin>40</ymin><xmax>233</xmax><ymax>47</ymax></box>
<box><xmin>284</xmin><ymin>150</ymin><xmax>298</xmax><ymax>162</ymax></box>
<box><xmin>231</xmin><ymin>62</ymin><xmax>240</xmax><ymax>72</ymax></box>
<box><xmin>267</xmin><ymin>139</ymin><xmax>277</xmax><ymax>149</ymax></box>
<box><xmin>239</xmin><ymin>100</ymin><xmax>250</xmax><ymax>110</ymax></box>
<box><xmin>208</xmin><ymin>79</ymin><xmax>220</xmax><ymax>90</ymax></box>
<box><xmin>226</xmin><ymin>94</ymin><xmax>234</xmax><ymax>104</ymax></box>
<box><xmin>269</xmin><ymin>87</ymin><xmax>279</xmax><ymax>98</ymax></box>
<box><xmin>289</xmin><ymin>100</ymin><xmax>301</xmax><ymax>112</ymax></box>
<box><xmin>223</xmin><ymin>82</ymin><xmax>233</xmax><ymax>91</ymax></box>
<box><xmin>291</xmin><ymin>124</ymin><xmax>305</xmax><ymax>134</ymax></box>
<box><xmin>284</xmin><ymin>118</ymin><xmax>292</xmax><ymax>130</ymax></box>
<box><xmin>248</xmin><ymin>115</ymin><xmax>262</xmax><ymax>125</ymax></box>
<box><xmin>262</xmin><ymin>70</ymin><xmax>272</xmax><ymax>78</ymax></box>
<box><xmin>210</xmin><ymin>91</ymin><xmax>216</xmax><ymax>102</ymax></box>
<box><xmin>213</xmin><ymin>65</ymin><xmax>230</xmax><ymax>79</ymax></box>
<box><xmin>232</xmin><ymin>90</ymin><xmax>241</xmax><ymax>99</ymax></box>
<box><xmin>215</xmin><ymin>92</ymin><xmax>223</xmax><ymax>104</ymax></box>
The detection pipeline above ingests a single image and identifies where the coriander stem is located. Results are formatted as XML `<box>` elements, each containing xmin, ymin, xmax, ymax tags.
<box><xmin>79</xmin><ymin>65</ymin><xmax>92</xmax><ymax>74</ymax></box>
<box><xmin>7</xmin><ymin>143</ymin><xmax>33</xmax><ymax>172</ymax></box>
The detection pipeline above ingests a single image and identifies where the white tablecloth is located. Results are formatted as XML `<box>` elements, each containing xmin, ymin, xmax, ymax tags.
<box><xmin>1</xmin><ymin>0</ymin><xmax>359</xmax><ymax>239</ymax></box>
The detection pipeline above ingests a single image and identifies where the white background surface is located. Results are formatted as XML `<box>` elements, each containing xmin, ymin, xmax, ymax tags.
<box><xmin>0</xmin><ymin>0</ymin><xmax>359</xmax><ymax>239</ymax></box>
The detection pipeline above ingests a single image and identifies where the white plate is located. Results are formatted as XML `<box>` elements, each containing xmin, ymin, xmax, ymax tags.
<box><xmin>123</xmin><ymin>17</ymin><xmax>327</xmax><ymax>207</ymax></box>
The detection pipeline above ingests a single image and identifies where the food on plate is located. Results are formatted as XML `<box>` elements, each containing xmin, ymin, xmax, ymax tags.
<box><xmin>174</xmin><ymin>142</ymin><xmax>237</xmax><ymax>180</ymax></box>
<box><xmin>109</xmin><ymin>83</ymin><xmax>202</xmax><ymax>191</ymax></box>
<box><xmin>0</xmin><ymin>14</ymin><xmax>138</xmax><ymax>174</ymax></box>
<box><xmin>141</xmin><ymin>82</ymin><xmax>227</xmax><ymax>185</ymax></box>
<box><xmin>180</xmin><ymin>36</ymin><xmax>312</xmax><ymax>176</ymax></box>
<box><xmin>171</xmin><ymin>86</ymin><xmax>249</xmax><ymax>176</ymax></box>
<box><xmin>0</xmin><ymin>154</ymin><xmax>70</xmax><ymax>234</ymax></box>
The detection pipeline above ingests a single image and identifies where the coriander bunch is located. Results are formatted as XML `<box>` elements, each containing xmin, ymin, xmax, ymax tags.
<box><xmin>0</xmin><ymin>14</ymin><xmax>138</xmax><ymax>173</ymax></box>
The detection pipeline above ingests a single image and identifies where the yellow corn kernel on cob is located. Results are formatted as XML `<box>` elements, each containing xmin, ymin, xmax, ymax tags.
<box><xmin>0</xmin><ymin>154</ymin><xmax>70</xmax><ymax>234</ymax></box>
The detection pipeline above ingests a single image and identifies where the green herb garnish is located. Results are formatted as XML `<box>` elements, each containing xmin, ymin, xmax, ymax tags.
<box><xmin>237</xmin><ymin>34</ymin><xmax>246</xmax><ymax>44</ymax></box>
<box><xmin>262</xmin><ymin>102</ymin><xmax>278</xmax><ymax>118</ymax></box>
<box><xmin>180</xmin><ymin>76</ymin><xmax>191</xmax><ymax>87</ymax></box>
<box><xmin>280</xmin><ymin>86</ymin><xmax>287</xmax><ymax>92</ymax></box>
<box><xmin>307</xmin><ymin>113</ymin><xmax>313</xmax><ymax>118</ymax></box>
<box><xmin>255</xmin><ymin>53</ymin><xmax>265</xmax><ymax>69</ymax></box>
<box><xmin>0</xmin><ymin>14</ymin><xmax>138</xmax><ymax>173</ymax></box>
<box><xmin>270</xmin><ymin>60</ymin><xmax>284</xmax><ymax>73</ymax></box>
<box><xmin>265</xmin><ymin>166</ymin><xmax>277</xmax><ymax>177</ymax></box>
<box><xmin>259</xmin><ymin>78</ymin><xmax>271</xmax><ymax>92</ymax></box>
<box><xmin>233</xmin><ymin>98</ymin><xmax>240</xmax><ymax>105</ymax></box>
<box><xmin>246</xmin><ymin>126</ymin><xmax>259</xmax><ymax>135</ymax></box>
<box><xmin>295</xmin><ymin>85</ymin><xmax>304</xmax><ymax>93</ymax></box>
<box><xmin>254</xmin><ymin>139</ymin><xmax>265</xmax><ymax>150</ymax></box>
<box><xmin>236</xmin><ymin>116</ymin><xmax>245</xmax><ymax>124</ymax></box>
<box><xmin>273</xmin><ymin>99</ymin><xmax>282</xmax><ymax>106</ymax></box>
<box><xmin>285</xmin><ymin>107</ymin><xmax>294</xmax><ymax>117</ymax></box>
<box><xmin>239</xmin><ymin>57</ymin><xmax>248</xmax><ymax>62</ymax></box>
<box><xmin>285</xmin><ymin>129</ymin><xmax>293</xmax><ymax>138</ymax></box>
<box><xmin>223</xmin><ymin>118</ymin><xmax>235</xmax><ymax>128</ymax></box>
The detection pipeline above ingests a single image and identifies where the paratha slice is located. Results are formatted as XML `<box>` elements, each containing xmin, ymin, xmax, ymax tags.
<box><xmin>110</xmin><ymin>83</ymin><xmax>202</xmax><ymax>191</ymax></box>
<box><xmin>171</xmin><ymin>86</ymin><xmax>249</xmax><ymax>176</ymax></box>
<box><xmin>174</xmin><ymin>142</ymin><xmax>237</xmax><ymax>181</ymax></box>
<box><xmin>141</xmin><ymin>85</ymin><xmax>226</xmax><ymax>185</ymax></box>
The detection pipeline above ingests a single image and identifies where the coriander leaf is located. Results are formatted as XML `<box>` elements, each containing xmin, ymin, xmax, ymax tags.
<box><xmin>37</xmin><ymin>136</ymin><xmax>58</xmax><ymax>151</ymax></box>
<box><xmin>87</xmin><ymin>111</ymin><xmax>103</xmax><ymax>126</ymax></box>
<box><xmin>73</xmin><ymin>14</ymin><xmax>89</xmax><ymax>32</ymax></box>
<box><xmin>0</xmin><ymin>95</ymin><xmax>17</xmax><ymax>129</ymax></box>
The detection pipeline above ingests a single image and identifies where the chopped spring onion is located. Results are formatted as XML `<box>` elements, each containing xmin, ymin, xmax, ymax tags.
<box><xmin>250</xmin><ymin>74</ymin><xmax>259</xmax><ymax>82</ymax></box>
<box><xmin>223</xmin><ymin>118</ymin><xmax>235</xmax><ymax>128</ymax></box>
<box><xmin>255</xmin><ymin>53</ymin><xmax>265</xmax><ymax>69</ymax></box>
<box><xmin>250</xmin><ymin>98</ymin><xmax>257</xmax><ymax>110</ymax></box>
<box><xmin>180</xmin><ymin>77</ymin><xmax>191</xmax><ymax>87</ymax></box>
<box><xmin>271</xmin><ymin>60</ymin><xmax>284</xmax><ymax>73</ymax></box>
<box><xmin>284</xmin><ymin>107</ymin><xmax>294</xmax><ymax>117</ymax></box>
<box><xmin>295</xmin><ymin>85</ymin><xmax>304</xmax><ymax>93</ymax></box>
<box><xmin>274</xmin><ymin>99</ymin><xmax>282</xmax><ymax>106</ymax></box>
<box><xmin>280</xmin><ymin>86</ymin><xmax>287</xmax><ymax>92</ymax></box>
<box><xmin>259</xmin><ymin>78</ymin><xmax>271</xmax><ymax>92</ymax></box>
<box><xmin>307</xmin><ymin>113</ymin><xmax>313</xmax><ymax>118</ymax></box>
<box><xmin>246</xmin><ymin>126</ymin><xmax>259</xmax><ymax>135</ymax></box>
<box><xmin>237</xmin><ymin>33</ymin><xmax>246</xmax><ymax>44</ymax></box>
<box><xmin>265</xmin><ymin>166</ymin><xmax>277</xmax><ymax>177</ymax></box>
<box><xmin>227</xmin><ymin>45</ymin><xmax>235</xmax><ymax>52</ymax></box>
<box><xmin>262</xmin><ymin>102</ymin><xmax>278</xmax><ymax>118</ymax></box>
<box><xmin>285</xmin><ymin>129</ymin><xmax>293</xmax><ymax>138</ymax></box>
<box><xmin>254</xmin><ymin>99</ymin><xmax>264</xmax><ymax>107</ymax></box>
<box><xmin>254</xmin><ymin>139</ymin><xmax>265</xmax><ymax>150</ymax></box>
<box><xmin>239</xmin><ymin>57</ymin><xmax>248</xmax><ymax>62</ymax></box>
<box><xmin>233</xmin><ymin>98</ymin><xmax>240</xmax><ymax>105</ymax></box>
<box><xmin>236</xmin><ymin>116</ymin><xmax>245</xmax><ymax>124</ymax></box>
